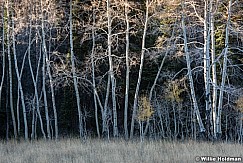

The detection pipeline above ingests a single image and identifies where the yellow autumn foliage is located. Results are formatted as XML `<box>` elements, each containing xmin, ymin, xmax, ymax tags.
<box><xmin>137</xmin><ymin>96</ymin><xmax>154</xmax><ymax>122</ymax></box>
<box><xmin>236</xmin><ymin>97</ymin><xmax>243</xmax><ymax>113</ymax></box>
<box><xmin>165</xmin><ymin>79</ymin><xmax>185</xmax><ymax>103</ymax></box>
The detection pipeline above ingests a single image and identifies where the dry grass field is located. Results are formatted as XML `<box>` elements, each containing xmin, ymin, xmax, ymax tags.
<box><xmin>0</xmin><ymin>138</ymin><xmax>243</xmax><ymax>163</ymax></box>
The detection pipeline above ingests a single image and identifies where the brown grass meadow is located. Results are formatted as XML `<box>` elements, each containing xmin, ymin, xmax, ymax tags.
<box><xmin>0</xmin><ymin>138</ymin><xmax>243</xmax><ymax>163</ymax></box>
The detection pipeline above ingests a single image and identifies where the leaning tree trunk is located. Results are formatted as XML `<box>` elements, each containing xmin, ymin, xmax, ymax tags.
<box><xmin>40</xmin><ymin>0</ymin><xmax>58</xmax><ymax>140</ymax></box>
<box><xmin>70</xmin><ymin>0</ymin><xmax>84</xmax><ymax>139</ymax></box>
<box><xmin>13</xmin><ymin>12</ymin><xmax>31</xmax><ymax>140</ymax></box>
<box><xmin>27</xmin><ymin>17</ymin><xmax>46</xmax><ymax>140</ymax></box>
<box><xmin>16</xmin><ymin>41</ymin><xmax>29</xmax><ymax>137</ymax></box>
<box><xmin>216</xmin><ymin>0</ymin><xmax>232</xmax><ymax>139</ymax></box>
<box><xmin>143</xmin><ymin>26</ymin><xmax>175</xmax><ymax>137</ymax></box>
<box><xmin>130</xmin><ymin>0</ymin><xmax>149</xmax><ymax>139</ymax></box>
<box><xmin>181</xmin><ymin>0</ymin><xmax>206</xmax><ymax>135</ymax></box>
<box><xmin>12</xmin><ymin>13</ymin><xmax>33</xmax><ymax>139</ymax></box>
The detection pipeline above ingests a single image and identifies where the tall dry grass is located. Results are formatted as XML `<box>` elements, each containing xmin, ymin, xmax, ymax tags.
<box><xmin>0</xmin><ymin>139</ymin><xmax>243</xmax><ymax>163</ymax></box>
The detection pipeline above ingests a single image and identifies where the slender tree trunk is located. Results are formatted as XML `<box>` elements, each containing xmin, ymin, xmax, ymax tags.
<box><xmin>143</xmin><ymin>27</ymin><xmax>175</xmax><ymax>137</ymax></box>
<box><xmin>124</xmin><ymin>0</ymin><xmax>130</xmax><ymax>140</ymax></box>
<box><xmin>173</xmin><ymin>102</ymin><xmax>177</xmax><ymax>138</ymax></box>
<box><xmin>156</xmin><ymin>100</ymin><xmax>165</xmax><ymax>138</ymax></box>
<box><xmin>103</xmin><ymin>75</ymin><xmax>110</xmax><ymax>137</ymax></box>
<box><xmin>31</xmin><ymin>101</ymin><xmax>36</xmax><ymax>140</ymax></box>
<box><xmin>13</xmin><ymin>12</ymin><xmax>31</xmax><ymax>140</ymax></box>
<box><xmin>6</xmin><ymin>0</ymin><xmax>17</xmax><ymax>139</ymax></box>
<box><xmin>238</xmin><ymin>112</ymin><xmax>242</xmax><ymax>143</ymax></box>
<box><xmin>40</xmin><ymin>0</ymin><xmax>58</xmax><ymax>140</ymax></box>
<box><xmin>130</xmin><ymin>0</ymin><xmax>149</xmax><ymax>139</ymax></box>
<box><xmin>28</xmin><ymin>22</ymin><xmax>46</xmax><ymax>139</ymax></box>
<box><xmin>36</xmin><ymin>23</ymin><xmax>51</xmax><ymax>139</ymax></box>
<box><xmin>204</xmin><ymin>0</ymin><xmax>212</xmax><ymax>138</ymax></box>
<box><xmin>107</xmin><ymin>0</ymin><xmax>118</xmax><ymax>137</ymax></box>
<box><xmin>216</xmin><ymin>0</ymin><xmax>232</xmax><ymax>139</ymax></box>
<box><xmin>17</xmin><ymin>32</ymin><xmax>29</xmax><ymax>138</ymax></box>
<box><xmin>181</xmin><ymin>0</ymin><xmax>206</xmax><ymax>134</ymax></box>
<box><xmin>16</xmin><ymin>58</ymin><xmax>27</xmax><ymax>137</ymax></box>
<box><xmin>70</xmin><ymin>0</ymin><xmax>84</xmax><ymax>139</ymax></box>
<box><xmin>42</xmin><ymin>48</ymin><xmax>51</xmax><ymax>139</ymax></box>
<box><xmin>16</xmin><ymin>86</ymin><xmax>20</xmax><ymax>135</ymax></box>
<box><xmin>6</xmin><ymin>93</ymin><xmax>9</xmax><ymax>141</ymax></box>
<box><xmin>0</xmin><ymin>3</ymin><xmax>5</xmax><ymax>110</ymax></box>
<box><xmin>34</xmin><ymin>109</ymin><xmax>38</xmax><ymax>140</ymax></box>
<box><xmin>43</xmin><ymin>26</ymin><xmax>52</xmax><ymax>140</ymax></box>
<box><xmin>210</xmin><ymin>0</ymin><xmax>217</xmax><ymax>139</ymax></box>
<box><xmin>39</xmin><ymin>1</ymin><xmax>58</xmax><ymax>140</ymax></box>
<box><xmin>91</xmin><ymin>7</ymin><xmax>100</xmax><ymax>138</ymax></box>
<box><xmin>43</xmin><ymin>47</ymin><xmax>51</xmax><ymax>140</ymax></box>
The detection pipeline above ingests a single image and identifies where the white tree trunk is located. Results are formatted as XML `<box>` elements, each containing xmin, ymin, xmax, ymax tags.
<box><xmin>16</xmin><ymin>36</ymin><xmax>29</xmax><ymax>137</ymax></box>
<box><xmin>6</xmin><ymin>0</ymin><xmax>17</xmax><ymax>139</ymax></box>
<box><xmin>216</xmin><ymin>0</ymin><xmax>232</xmax><ymax>139</ymax></box>
<box><xmin>27</xmin><ymin>19</ymin><xmax>46</xmax><ymax>139</ymax></box>
<box><xmin>210</xmin><ymin>0</ymin><xmax>218</xmax><ymax>139</ymax></box>
<box><xmin>0</xmin><ymin>4</ymin><xmax>5</xmax><ymax>111</ymax></box>
<box><xmin>42</xmin><ymin>46</ymin><xmax>51</xmax><ymax>139</ymax></box>
<box><xmin>181</xmin><ymin>1</ymin><xmax>206</xmax><ymax>134</ymax></box>
<box><xmin>130</xmin><ymin>0</ymin><xmax>149</xmax><ymax>139</ymax></box>
<box><xmin>238</xmin><ymin>112</ymin><xmax>242</xmax><ymax>143</ymax></box>
<box><xmin>103</xmin><ymin>75</ymin><xmax>110</xmax><ymax>137</ymax></box>
<box><xmin>204</xmin><ymin>0</ymin><xmax>212</xmax><ymax>137</ymax></box>
<box><xmin>31</xmin><ymin>102</ymin><xmax>36</xmax><ymax>140</ymax></box>
<box><xmin>40</xmin><ymin>0</ymin><xmax>58</xmax><ymax>140</ymax></box>
<box><xmin>13</xmin><ymin>15</ymin><xmax>31</xmax><ymax>139</ymax></box>
<box><xmin>107</xmin><ymin>0</ymin><xmax>118</xmax><ymax>137</ymax></box>
<box><xmin>70</xmin><ymin>0</ymin><xmax>84</xmax><ymax>139</ymax></box>
<box><xmin>143</xmin><ymin>27</ymin><xmax>175</xmax><ymax>137</ymax></box>
<box><xmin>91</xmin><ymin>7</ymin><xmax>100</xmax><ymax>138</ymax></box>
<box><xmin>124</xmin><ymin>0</ymin><xmax>130</xmax><ymax>140</ymax></box>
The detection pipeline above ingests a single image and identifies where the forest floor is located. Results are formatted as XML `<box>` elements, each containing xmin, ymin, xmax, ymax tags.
<box><xmin>0</xmin><ymin>138</ymin><xmax>243</xmax><ymax>163</ymax></box>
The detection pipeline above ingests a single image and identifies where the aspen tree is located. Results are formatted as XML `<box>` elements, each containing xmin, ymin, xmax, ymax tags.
<box><xmin>107</xmin><ymin>0</ymin><xmax>118</xmax><ymax>137</ymax></box>
<box><xmin>124</xmin><ymin>0</ymin><xmax>130</xmax><ymax>140</ymax></box>
<box><xmin>15</xmin><ymin>1</ymin><xmax>30</xmax><ymax>135</ymax></box>
<box><xmin>236</xmin><ymin>97</ymin><xmax>243</xmax><ymax>143</ymax></box>
<box><xmin>6</xmin><ymin>0</ymin><xmax>17</xmax><ymax>139</ymax></box>
<box><xmin>39</xmin><ymin>21</ymin><xmax>51</xmax><ymax>139</ymax></box>
<box><xmin>143</xmin><ymin>27</ymin><xmax>176</xmax><ymax>137</ymax></box>
<box><xmin>26</xmin><ymin>7</ymin><xmax>48</xmax><ymax>139</ymax></box>
<box><xmin>210</xmin><ymin>0</ymin><xmax>218</xmax><ymax>139</ymax></box>
<box><xmin>130</xmin><ymin>0</ymin><xmax>149</xmax><ymax>139</ymax></box>
<box><xmin>40</xmin><ymin>0</ymin><xmax>58</xmax><ymax>140</ymax></box>
<box><xmin>203</xmin><ymin>0</ymin><xmax>212</xmax><ymax>137</ymax></box>
<box><xmin>70</xmin><ymin>0</ymin><xmax>84</xmax><ymax>138</ymax></box>
<box><xmin>32</xmin><ymin>38</ymin><xmax>47</xmax><ymax>139</ymax></box>
<box><xmin>42</xmin><ymin>42</ymin><xmax>51</xmax><ymax>139</ymax></box>
<box><xmin>103</xmin><ymin>76</ymin><xmax>110</xmax><ymax>137</ymax></box>
<box><xmin>181</xmin><ymin>0</ymin><xmax>206</xmax><ymax>135</ymax></box>
<box><xmin>0</xmin><ymin>3</ymin><xmax>5</xmax><ymax>110</ymax></box>
<box><xmin>91</xmin><ymin>4</ymin><xmax>100</xmax><ymax>138</ymax></box>
<box><xmin>216</xmin><ymin>0</ymin><xmax>232</xmax><ymax>139</ymax></box>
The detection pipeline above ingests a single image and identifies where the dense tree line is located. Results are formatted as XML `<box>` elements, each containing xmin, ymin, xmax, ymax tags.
<box><xmin>0</xmin><ymin>0</ymin><xmax>243</xmax><ymax>142</ymax></box>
